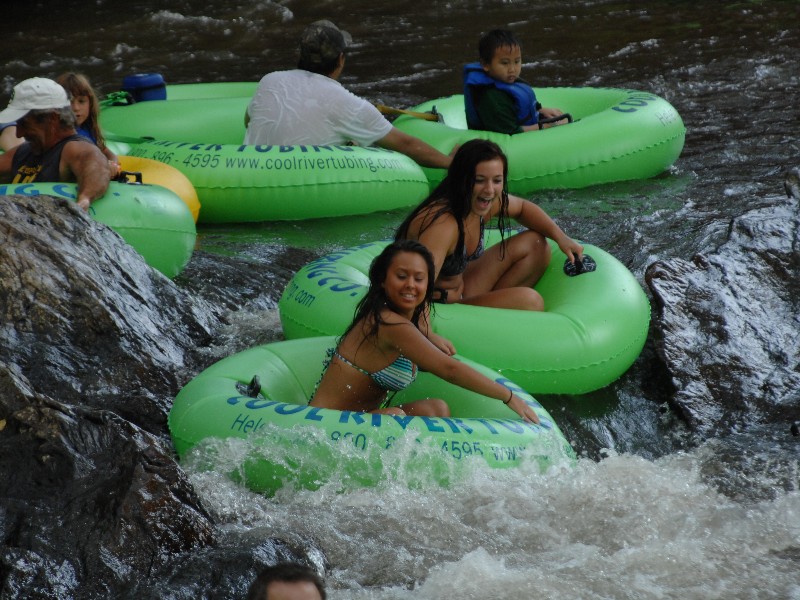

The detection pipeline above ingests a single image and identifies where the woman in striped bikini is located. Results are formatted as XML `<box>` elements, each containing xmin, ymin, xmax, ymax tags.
<box><xmin>310</xmin><ymin>240</ymin><xmax>539</xmax><ymax>423</ymax></box>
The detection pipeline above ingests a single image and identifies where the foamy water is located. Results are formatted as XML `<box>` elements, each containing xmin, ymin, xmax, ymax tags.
<box><xmin>186</xmin><ymin>436</ymin><xmax>800</xmax><ymax>599</ymax></box>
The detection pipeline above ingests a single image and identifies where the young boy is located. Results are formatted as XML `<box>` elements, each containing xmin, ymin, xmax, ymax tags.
<box><xmin>464</xmin><ymin>29</ymin><xmax>567</xmax><ymax>134</ymax></box>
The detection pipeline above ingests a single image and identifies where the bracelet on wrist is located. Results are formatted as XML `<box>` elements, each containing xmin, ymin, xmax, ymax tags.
<box><xmin>503</xmin><ymin>389</ymin><xmax>513</xmax><ymax>404</ymax></box>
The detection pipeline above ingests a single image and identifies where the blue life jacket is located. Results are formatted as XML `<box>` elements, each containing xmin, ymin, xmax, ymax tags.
<box><xmin>463</xmin><ymin>62</ymin><xmax>540</xmax><ymax>130</ymax></box>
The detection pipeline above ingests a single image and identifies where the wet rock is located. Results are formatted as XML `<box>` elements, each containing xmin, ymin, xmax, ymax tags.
<box><xmin>0</xmin><ymin>195</ymin><xmax>220</xmax><ymax>434</ymax></box>
<box><xmin>693</xmin><ymin>425</ymin><xmax>800</xmax><ymax>504</ymax></box>
<box><xmin>784</xmin><ymin>167</ymin><xmax>800</xmax><ymax>199</ymax></box>
<box><xmin>0</xmin><ymin>363</ymin><xmax>215</xmax><ymax>598</ymax></box>
<box><xmin>645</xmin><ymin>184</ymin><xmax>800</xmax><ymax>434</ymax></box>
<box><xmin>174</xmin><ymin>246</ymin><xmax>316</xmax><ymax>356</ymax></box>
<box><xmin>176</xmin><ymin>247</ymin><xmax>317</xmax><ymax>313</ymax></box>
<box><xmin>0</xmin><ymin>195</ymin><xmax>317</xmax><ymax>597</ymax></box>
<box><xmin>127</xmin><ymin>534</ymin><xmax>328</xmax><ymax>599</ymax></box>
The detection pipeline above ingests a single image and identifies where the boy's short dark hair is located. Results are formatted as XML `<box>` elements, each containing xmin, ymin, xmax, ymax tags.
<box><xmin>478</xmin><ymin>29</ymin><xmax>522</xmax><ymax>64</ymax></box>
<box><xmin>246</xmin><ymin>562</ymin><xmax>326</xmax><ymax>600</ymax></box>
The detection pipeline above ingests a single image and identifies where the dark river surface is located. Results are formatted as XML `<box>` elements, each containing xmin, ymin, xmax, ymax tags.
<box><xmin>3</xmin><ymin>1</ymin><xmax>799</xmax><ymax>598</ymax></box>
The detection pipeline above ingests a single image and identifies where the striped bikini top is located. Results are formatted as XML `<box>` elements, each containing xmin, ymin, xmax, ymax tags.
<box><xmin>333</xmin><ymin>350</ymin><xmax>418</xmax><ymax>392</ymax></box>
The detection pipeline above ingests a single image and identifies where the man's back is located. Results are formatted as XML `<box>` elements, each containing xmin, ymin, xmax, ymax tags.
<box><xmin>243</xmin><ymin>69</ymin><xmax>391</xmax><ymax>147</ymax></box>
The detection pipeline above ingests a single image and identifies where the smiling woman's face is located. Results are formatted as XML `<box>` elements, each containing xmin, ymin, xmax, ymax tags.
<box><xmin>382</xmin><ymin>250</ymin><xmax>429</xmax><ymax>315</ymax></box>
<box><xmin>470</xmin><ymin>157</ymin><xmax>504</xmax><ymax>217</ymax></box>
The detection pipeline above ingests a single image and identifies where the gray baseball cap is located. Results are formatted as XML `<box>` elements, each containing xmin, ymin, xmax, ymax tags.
<box><xmin>300</xmin><ymin>20</ymin><xmax>352</xmax><ymax>65</ymax></box>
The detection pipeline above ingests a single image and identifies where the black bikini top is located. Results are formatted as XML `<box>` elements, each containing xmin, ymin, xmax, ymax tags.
<box><xmin>439</xmin><ymin>217</ymin><xmax>485</xmax><ymax>277</ymax></box>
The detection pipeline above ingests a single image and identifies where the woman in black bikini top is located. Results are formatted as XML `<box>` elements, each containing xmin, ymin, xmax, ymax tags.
<box><xmin>438</xmin><ymin>216</ymin><xmax>485</xmax><ymax>278</ymax></box>
<box><xmin>395</xmin><ymin>139</ymin><xmax>584</xmax><ymax>312</ymax></box>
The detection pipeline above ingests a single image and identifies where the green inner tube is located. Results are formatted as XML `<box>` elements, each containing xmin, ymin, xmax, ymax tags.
<box><xmin>278</xmin><ymin>233</ymin><xmax>651</xmax><ymax>395</ymax></box>
<box><xmin>169</xmin><ymin>336</ymin><xmax>575</xmax><ymax>495</ymax></box>
<box><xmin>393</xmin><ymin>87</ymin><xmax>686</xmax><ymax>193</ymax></box>
<box><xmin>101</xmin><ymin>83</ymin><xmax>432</xmax><ymax>223</ymax></box>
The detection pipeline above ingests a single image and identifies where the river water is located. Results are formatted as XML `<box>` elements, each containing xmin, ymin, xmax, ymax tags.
<box><xmin>4</xmin><ymin>1</ymin><xmax>800</xmax><ymax>598</ymax></box>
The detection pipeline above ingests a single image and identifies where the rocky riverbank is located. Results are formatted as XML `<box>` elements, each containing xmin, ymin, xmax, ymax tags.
<box><xmin>0</xmin><ymin>195</ymin><xmax>321</xmax><ymax>598</ymax></box>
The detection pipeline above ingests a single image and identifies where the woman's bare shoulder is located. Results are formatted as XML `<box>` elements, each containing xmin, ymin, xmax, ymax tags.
<box><xmin>409</xmin><ymin>202</ymin><xmax>457</xmax><ymax>233</ymax></box>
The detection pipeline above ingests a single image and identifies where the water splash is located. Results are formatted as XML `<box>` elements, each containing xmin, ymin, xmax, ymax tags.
<box><xmin>185</xmin><ymin>438</ymin><xmax>800</xmax><ymax>599</ymax></box>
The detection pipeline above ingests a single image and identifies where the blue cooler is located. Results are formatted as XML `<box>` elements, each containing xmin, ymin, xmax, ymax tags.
<box><xmin>122</xmin><ymin>73</ymin><xmax>166</xmax><ymax>102</ymax></box>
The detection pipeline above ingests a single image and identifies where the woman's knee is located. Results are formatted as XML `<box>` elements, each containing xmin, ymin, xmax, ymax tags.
<box><xmin>376</xmin><ymin>406</ymin><xmax>407</xmax><ymax>416</ymax></box>
<box><xmin>512</xmin><ymin>287</ymin><xmax>545</xmax><ymax>311</ymax></box>
<box><xmin>512</xmin><ymin>231</ymin><xmax>550</xmax><ymax>261</ymax></box>
<box><xmin>403</xmin><ymin>398</ymin><xmax>450</xmax><ymax>417</ymax></box>
<box><xmin>430</xmin><ymin>398</ymin><xmax>451</xmax><ymax>417</ymax></box>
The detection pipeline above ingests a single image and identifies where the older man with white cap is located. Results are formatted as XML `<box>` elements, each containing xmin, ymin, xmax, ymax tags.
<box><xmin>244</xmin><ymin>20</ymin><xmax>453</xmax><ymax>170</ymax></box>
<box><xmin>0</xmin><ymin>77</ymin><xmax>109</xmax><ymax>210</ymax></box>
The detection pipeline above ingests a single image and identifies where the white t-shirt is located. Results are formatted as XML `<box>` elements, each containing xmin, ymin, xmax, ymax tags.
<box><xmin>244</xmin><ymin>69</ymin><xmax>393</xmax><ymax>147</ymax></box>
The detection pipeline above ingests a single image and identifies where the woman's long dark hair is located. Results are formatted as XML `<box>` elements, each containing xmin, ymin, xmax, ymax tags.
<box><xmin>395</xmin><ymin>138</ymin><xmax>511</xmax><ymax>255</ymax></box>
<box><xmin>342</xmin><ymin>240</ymin><xmax>436</xmax><ymax>342</ymax></box>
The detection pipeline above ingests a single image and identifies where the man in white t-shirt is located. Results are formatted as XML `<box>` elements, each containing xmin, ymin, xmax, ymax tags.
<box><xmin>244</xmin><ymin>20</ymin><xmax>452</xmax><ymax>169</ymax></box>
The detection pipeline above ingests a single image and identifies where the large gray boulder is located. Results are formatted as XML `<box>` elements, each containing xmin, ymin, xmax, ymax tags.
<box><xmin>0</xmin><ymin>195</ymin><xmax>320</xmax><ymax>598</ymax></box>
<box><xmin>646</xmin><ymin>173</ymin><xmax>800</xmax><ymax>434</ymax></box>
